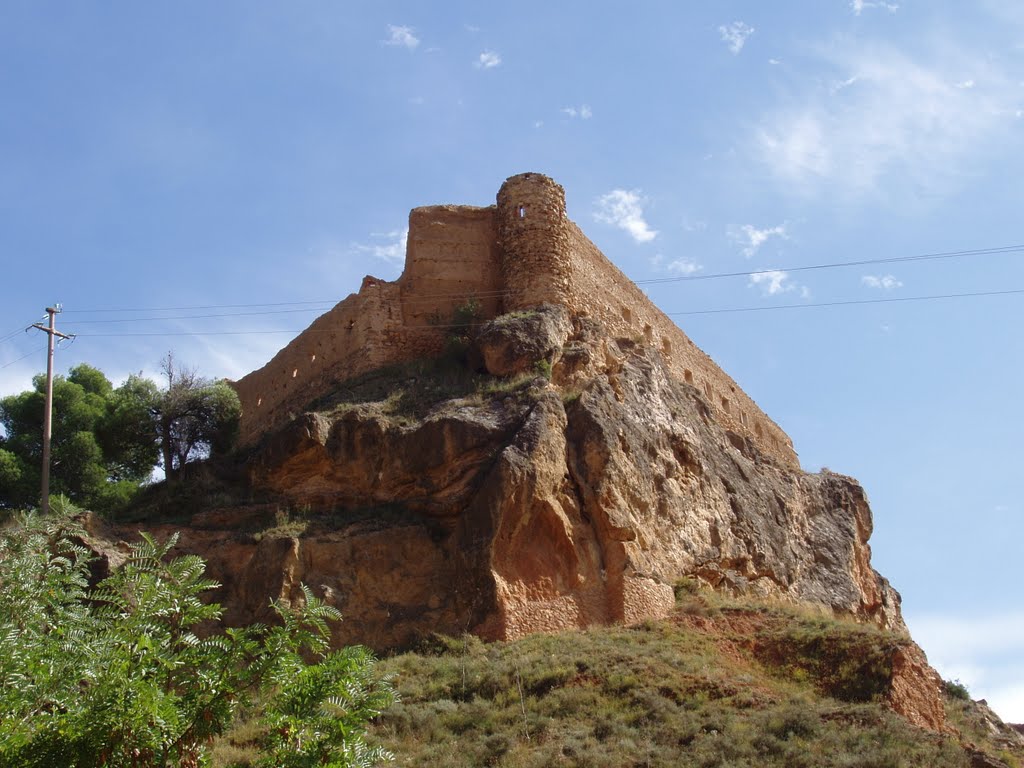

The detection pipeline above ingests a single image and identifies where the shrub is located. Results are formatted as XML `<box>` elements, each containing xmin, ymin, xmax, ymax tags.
<box><xmin>0</xmin><ymin>513</ymin><xmax>394</xmax><ymax>767</ymax></box>
<box><xmin>943</xmin><ymin>678</ymin><xmax>971</xmax><ymax>701</ymax></box>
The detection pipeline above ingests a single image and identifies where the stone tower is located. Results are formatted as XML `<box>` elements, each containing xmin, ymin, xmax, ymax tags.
<box><xmin>496</xmin><ymin>172</ymin><xmax>572</xmax><ymax>311</ymax></box>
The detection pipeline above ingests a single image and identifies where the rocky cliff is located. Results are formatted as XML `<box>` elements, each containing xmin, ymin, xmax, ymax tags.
<box><xmin>91</xmin><ymin>304</ymin><xmax>950</xmax><ymax>731</ymax></box>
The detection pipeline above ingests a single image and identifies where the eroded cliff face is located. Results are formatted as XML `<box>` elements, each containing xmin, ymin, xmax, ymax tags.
<box><xmin>88</xmin><ymin>309</ymin><xmax>952</xmax><ymax>729</ymax></box>
<box><xmin>104</xmin><ymin>314</ymin><xmax>903</xmax><ymax>645</ymax></box>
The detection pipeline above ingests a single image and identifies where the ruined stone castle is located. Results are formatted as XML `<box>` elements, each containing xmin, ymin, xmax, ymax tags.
<box><xmin>233</xmin><ymin>173</ymin><xmax>798</xmax><ymax>469</ymax></box>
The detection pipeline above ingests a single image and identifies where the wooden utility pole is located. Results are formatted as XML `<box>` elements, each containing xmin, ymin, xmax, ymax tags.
<box><xmin>31</xmin><ymin>306</ymin><xmax>73</xmax><ymax>515</ymax></box>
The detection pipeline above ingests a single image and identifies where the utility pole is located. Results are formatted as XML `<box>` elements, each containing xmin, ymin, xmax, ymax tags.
<box><xmin>30</xmin><ymin>305</ymin><xmax>73</xmax><ymax>515</ymax></box>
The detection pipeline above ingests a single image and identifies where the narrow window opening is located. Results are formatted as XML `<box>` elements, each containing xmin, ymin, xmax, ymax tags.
<box><xmin>684</xmin><ymin>369</ymin><xmax>694</xmax><ymax>384</ymax></box>
<box><xmin>756</xmin><ymin>423</ymin><xmax>764</xmax><ymax>438</ymax></box>
<box><xmin>256</xmin><ymin>397</ymin><xmax>262</xmax><ymax>407</ymax></box>
<box><xmin>720</xmin><ymin>397</ymin><xmax>731</xmax><ymax>414</ymax></box>
<box><xmin>704</xmin><ymin>382</ymin><xmax>712</xmax><ymax>398</ymax></box>
<box><xmin>310</xmin><ymin>354</ymin><xmax>316</xmax><ymax>362</ymax></box>
<box><xmin>518</xmin><ymin>205</ymin><xmax>526</xmax><ymax>219</ymax></box>
<box><xmin>292</xmin><ymin>369</ymin><xmax>298</xmax><ymax>378</ymax></box>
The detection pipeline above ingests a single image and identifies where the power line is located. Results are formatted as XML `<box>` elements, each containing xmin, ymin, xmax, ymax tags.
<box><xmin>0</xmin><ymin>345</ymin><xmax>46</xmax><ymax>369</ymax></box>
<box><xmin>668</xmin><ymin>287</ymin><xmax>1024</xmax><ymax>316</ymax></box>
<box><xmin>0</xmin><ymin>318</ymin><xmax>44</xmax><ymax>345</ymax></box>
<box><xmin>636</xmin><ymin>244</ymin><xmax>1024</xmax><ymax>285</ymax></box>
<box><xmin>63</xmin><ymin>307</ymin><xmax>334</xmax><ymax>325</ymax></box>
<box><xmin>39</xmin><ymin>243</ymin><xmax>1024</xmax><ymax>316</ymax></box>
<box><xmin>59</xmin><ymin>286</ymin><xmax>1024</xmax><ymax>338</ymax></box>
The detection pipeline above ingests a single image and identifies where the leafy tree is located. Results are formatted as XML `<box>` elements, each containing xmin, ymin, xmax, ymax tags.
<box><xmin>0</xmin><ymin>364</ymin><xmax>158</xmax><ymax>511</ymax></box>
<box><xmin>0</xmin><ymin>512</ymin><xmax>394</xmax><ymax>767</ymax></box>
<box><xmin>155</xmin><ymin>354</ymin><xmax>241</xmax><ymax>483</ymax></box>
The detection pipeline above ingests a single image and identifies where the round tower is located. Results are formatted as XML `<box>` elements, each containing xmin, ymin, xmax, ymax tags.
<box><xmin>496</xmin><ymin>172</ymin><xmax>572</xmax><ymax>311</ymax></box>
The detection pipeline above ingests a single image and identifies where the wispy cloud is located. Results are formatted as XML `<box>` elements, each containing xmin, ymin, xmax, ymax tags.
<box><xmin>749</xmin><ymin>270</ymin><xmax>793</xmax><ymax>296</ymax></box>
<box><xmin>383</xmin><ymin>25</ymin><xmax>419</xmax><ymax>50</ymax></box>
<box><xmin>475</xmin><ymin>51</ymin><xmax>502</xmax><ymax>69</ymax></box>
<box><xmin>908</xmin><ymin>612</ymin><xmax>1024</xmax><ymax>723</ymax></box>
<box><xmin>753</xmin><ymin>40</ymin><xmax>1018</xmax><ymax>197</ymax></box>
<box><xmin>562</xmin><ymin>104</ymin><xmax>593</xmax><ymax>119</ymax></box>
<box><xmin>719</xmin><ymin>21</ymin><xmax>754</xmax><ymax>54</ymax></box>
<box><xmin>851</xmin><ymin>0</ymin><xmax>899</xmax><ymax>15</ymax></box>
<box><xmin>594</xmin><ymin>190</ymin><xmax>658</xmax><ymax>243</ymax></box>
<box><xmin>862</xmin><ymin>274</ymin><xmax>903</xmax><ymax>290</ymax></box>
<box><xmin>352</xmin><ymin>229</ymin><xmax>408</xmax><ymax>265</ymax></box>
<box><xmin>732</xmin><ymin>224</ymin><xmax>788</xmax><ymax>257</ymax></box>
<box><xmin>651</xmin><ymin>254</ymin><xmax>701</xmax><ymax>275</ymax></box>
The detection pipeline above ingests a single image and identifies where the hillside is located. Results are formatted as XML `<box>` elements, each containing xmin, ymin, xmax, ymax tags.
<box><xmin>211</xmin><ymin>586</ymin><xmax>1024</xmax><ymax>768</ymax></box>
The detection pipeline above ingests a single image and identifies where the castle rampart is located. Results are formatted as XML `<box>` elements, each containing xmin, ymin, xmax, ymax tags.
<box><xmin>232</xmin><ymin>173</ymin><xmax>798</xmax><ymax>468</ymax></box>
<box><xmin>496</xmin><ymin>173</ymin><xmax>572</xmax><ymax>310</ymax></box>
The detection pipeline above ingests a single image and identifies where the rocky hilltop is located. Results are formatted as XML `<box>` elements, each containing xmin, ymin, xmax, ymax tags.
<box><xmin>91</xmin><ymin>174</ymin><xmax>978</xmax><ymax>737</ymax></box>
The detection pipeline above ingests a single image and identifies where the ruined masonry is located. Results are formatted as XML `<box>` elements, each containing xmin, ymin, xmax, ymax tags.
<box><xmin>233</xmin><ymin>172</ymin><xmax>798</xmax><ymax>469</ymax></box>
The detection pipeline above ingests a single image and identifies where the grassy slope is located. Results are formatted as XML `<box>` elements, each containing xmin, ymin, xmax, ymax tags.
<box><xmin>355</xmin><ymin>588</ymin><xmax>1019</xmax><ymax>768</ymax></box>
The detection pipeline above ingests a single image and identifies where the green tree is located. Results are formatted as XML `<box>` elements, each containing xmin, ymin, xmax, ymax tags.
<box><xmin>154</xmin><ymin>354</ymin><xmax>241</xmax><ymax>483</ymax></box>
<box><xmin>0</xmin><ymin>512</ymin><xmax>394</xmax><ymax>767</ymax></box>
<box><xmin>0</xmin><ymin>364</ymin><xmax>160</xmax><ymax>511</ymax></box>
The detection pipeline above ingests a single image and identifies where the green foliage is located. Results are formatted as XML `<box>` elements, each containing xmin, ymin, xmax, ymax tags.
<box><xmin>156</xmin><ymin>354</ymin><xmax>241</xmax><ymax>483</ymax></box>
<box><xmin>0</xmin><ymin>514</ymin><xmax>393</xmax><ymax>768</ymax></box>
<box><xmin>0</xmin><ymin>364</ymin><xmax>160</xmax><ymax>511</ymax></box>
<box><xmin>442</xmin><ymin>298</ymin><xmax>482</xmax><ymax>368</ymax></box>
<box><xmin>451</xmin><ymin>298</ymin><xmax>481</xmax><ymax>331</ymax></box>
<box><xmin>533</xmin><ymin>358</ymin><xmax>552</xmax><ymax>380</ymax></box>
<box><xmin>754</xmin><ymin>615</ymin><xmax>897</xmax><ymax>703</ymax></box>
<box><xmin>943</xmin><ymin>678</ymin><xmax>971</xmax><ymax>701</ymax></box>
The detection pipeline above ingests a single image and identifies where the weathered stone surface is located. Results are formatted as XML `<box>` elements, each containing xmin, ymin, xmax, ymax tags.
<box><xmin>475</xmin><ymin>304</ymin><xmax>571</xmax><ymax>377</ymax></box>
<box><xmin>105</xmin><ymin>335</ymin><xmax>903</xmax><ymax>649</ymax></box>
<box><xmin>233</xmin><ymin>173</ymin><xmax>798</xmax><ymax>468</ymax></box>
<box><xmin>85</xmin><ymin>312</ymin><xmax>963</xmax><ymax>734</ymax></box>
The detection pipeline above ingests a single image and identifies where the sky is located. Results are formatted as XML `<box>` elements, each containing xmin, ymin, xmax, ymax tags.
<box><xmin>1</xmin><ymin>1</ymin><xmax>1023</xmax><ymax>722</ymax></box>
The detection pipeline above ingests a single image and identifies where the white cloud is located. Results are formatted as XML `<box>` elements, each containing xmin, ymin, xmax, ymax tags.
<box><xmin>383</xmin><ymin>25</ymin><xmax>419</xmax><ymax>50</ymax></box>
<box><xmin>352</xmin><ymin>229</ymin><xmax>408</xmax><ymax>265</ymax></box>
<box><xmin>851</xmin><ymin>0</ymin><xmax>899</xmax><ymax>14</ymax></box>
<box><xmin>719</xmin><ymin>21</ymin><xmax>754</xmax><ymax>54</ymax></box>
<box><xmin>594</xmin><ymin>190</ymin><xmax>658</xmax><ymax>243</ymax></box>
<box><xmin>749</xmin><ymin>270</ymin><xmax>793</xmax><ymax>296</ymax></box>
<box><xmin>956</xmin><ymin>79</ymin><xmax>976</xmax><ymax>89</ymax></box>
<box><xmin>862</xmin><ymin>274</ymin><xmax>903</xmax><ymax>290</ymax></box>
<box><xmin>475</xmin><ymin>51</ymin><xmax>501</xmax><ymax>69</ymax></box>
<box><xmin>667</xmin><ymin>258</ymin><xmax>701</xmax><ymax>275</ymax></box>
<box><xmin>733</xmin><ymin>224</ymin><xmax>788</xmax><ymax>258</ymax></box>
<box><xmin>769</xmin><ymin>58</ymin><xmax>782</xmax><ymax>66</ymax></box>
<box><xmin>562</xmin><ymin>104</ymin><xmax>593</xmax><ymax>119</ymax></box>
<box><xmin>753</xmin><ymin>41</ymin><xmax>1018</xmax><ymax>197</ymax></box>
<box><xmin>907</xmin><ymin>612</ymin><xmax>1024</xmax><ymax>723</ymax></box>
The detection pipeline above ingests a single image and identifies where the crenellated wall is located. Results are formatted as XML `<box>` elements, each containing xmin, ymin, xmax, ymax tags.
<box><xmin>233</xmin><ymin>173</ymin><xmax>799</xmax><ymax>468</ymax></box>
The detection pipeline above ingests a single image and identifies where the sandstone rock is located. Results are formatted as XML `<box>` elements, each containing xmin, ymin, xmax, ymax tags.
<box><xmin>474</xmin><ymin>304</ymin><xmax>571</xmax><ymax>377</ymax></box>
<box><xmin>96</xmin><ymin>317</ymin><xmax>949</xmax><ymax>731</ymax></box>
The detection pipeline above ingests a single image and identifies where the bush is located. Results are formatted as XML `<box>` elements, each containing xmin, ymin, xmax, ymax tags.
<box><xmin>0</xmin><ymin>513</ymin><xmax>394</xmax><ymax>767</ymax></box>
<box><xmin>943</xmin><ymin>678</ymin><xmax>971</xmax><ymax>701</ymax></box>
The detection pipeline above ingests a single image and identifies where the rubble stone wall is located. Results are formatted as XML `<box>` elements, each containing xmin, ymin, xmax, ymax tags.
<box><xmin>234</xmin><ymin>173</ymin><xmax>798</xmax><ymax>468</ymax></box>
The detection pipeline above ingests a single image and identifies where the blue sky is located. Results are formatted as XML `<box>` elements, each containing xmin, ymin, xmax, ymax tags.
<box><xmin>2</xmin><ymin>1</ymin><xmax>1023</xmax><ymax>721</ymax></box>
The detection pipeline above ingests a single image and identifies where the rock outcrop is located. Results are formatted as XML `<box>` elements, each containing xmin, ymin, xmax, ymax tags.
<box><xmin>105</xmin><ymin>328</ymin><xmax>904</xmax><ymax>648</ymax></box>
<box><xmin>91</xmin><ymin>173</ymin><xmax>963</xmax><ymax>735</ymax></box>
